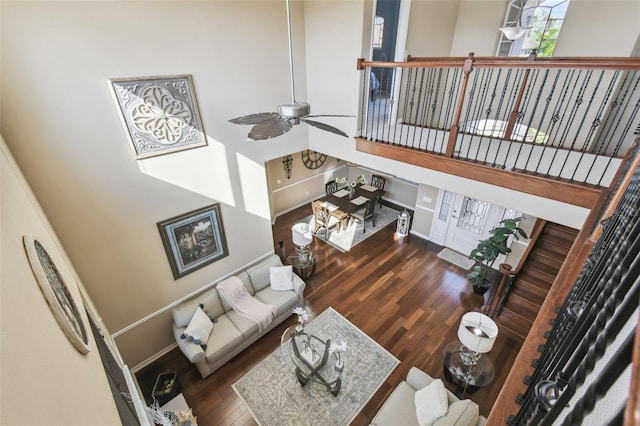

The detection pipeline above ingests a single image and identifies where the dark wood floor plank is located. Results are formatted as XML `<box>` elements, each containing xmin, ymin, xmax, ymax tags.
<box><xmin>136</xmin><ymin>203</ymin><xmax>522</xmax><ymax>424</ymax></box>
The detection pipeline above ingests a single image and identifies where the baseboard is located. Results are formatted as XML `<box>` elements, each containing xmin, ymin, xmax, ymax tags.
<box><xmin>130</xmin><ymin>342</ymin><xmax>178</xmax><ymax>374</ymax></box>
<box><xmin>410</xmin><ymin>229</ymin><xmax>429</xmax><ymax>240</ymax></box>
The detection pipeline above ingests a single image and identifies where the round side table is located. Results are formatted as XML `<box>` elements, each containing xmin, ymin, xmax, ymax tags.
<box><xmin>287</xmin><ymin>252</ymin><xmax>317</xmax><ymax>280</ymax></box>
<box><xmin>442</xmin><ymin>341</ymin><xmax>495</xmax><ymax>398</ymax></box>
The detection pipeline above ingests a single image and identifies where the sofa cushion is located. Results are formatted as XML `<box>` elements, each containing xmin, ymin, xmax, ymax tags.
<box><xmin>247</xmin><ymin>255</ymin><xmax>283</xmax><ymax>292</ymax></box>
<box><xmin>220</xmin><ymin>271</ymin><xmax>254</xmax><ymax>312</ymax></box>
<box><xmin>415</xmin><ymin>379</ymin><xmax>449</xmax><ymax>426</ymax></box>
<box><xmin>203</xmin><ymin>315</ymin><xmax>244</xmax><ymax>364</ymax></box>
<box><xmin>254</xmin><ymin>286</ymin><xmax>299</xmax><ymax>314</ymax></box>
<box><xmin>434</xmin><ymin>400</ymin><xmax>480</xmax><ymax>426</ymax></box>
<box><xmin>182</xmin><ymin>307</ymin><xmax>214</xmax><ymax>346</ymax></box>
<box><xmin>270</xmin><ymin>265</ymin><xmax>294</xmax><ymax>291</ymax></box>
<box><xmin>226</xmin><ymin>310</ymin><xmax>259</xmax><ymax>338</ymax></box>
<box><xmin>172</xmin><ymin>288</ymin><xmax>225</xmax><ymax>328</ymax></box>
<box><xmin>370</xmin><ymin>381</ymin><xmax>418</xmax><ymax>425</ymax></box>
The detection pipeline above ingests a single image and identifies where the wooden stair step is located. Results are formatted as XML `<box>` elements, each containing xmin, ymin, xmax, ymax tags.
<box><xmin>535</xmin><ymin>239</ymin><xmax>572</xmax><ymax>258</ymax></box>
<box><xmin>514</xmin><ymin>274</ymin><xmax>551</xmax><ymax>300</ymax></box>
<box><xmin>503</xmin><ymin>292</ymin><xmax>540</xmax><ymax>322</ymax></box>
<box><xmin>520</xmin><ymin>263</ymin><xmax>557</xmax><ymax>283</ymax></box>
<box><xmin>528</xmin><ymin>251</ymin><xmax>564</xmax><ymax>270</ymax></box>
<box><xmin>524</xmin><ymin>257</ymin><xmax>561</xmax><ymax>274</ymax></box>
<box><xmin>518</xmin><ymin>271</ymin><xmax>553</xmax><ymax>290</ymax></box>
<box><xmin>495</xmin><ymin>308</ymin><xmax>533</xmax><ymax>342</ymax></box>
<box><xmin>510</xmin><ymin>285</ymin><xmax>546</xmax><ymax>307</ymax></box>
<box><xmin>544</xmin><ymin>222</ymin><xmax>579</xmax><ymax>240</ymax></box>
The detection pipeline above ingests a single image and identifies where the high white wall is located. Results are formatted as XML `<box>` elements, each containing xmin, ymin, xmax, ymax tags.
<box><xmin>1</xmin><ymin>136</ymin><xmax>121</xmax><ymax>424</ymax></box>
<box><xmin>1</xmin><ymin>0</ymin><xmax>312</xmax><ymax>367</ymax></box>
<box><xmin>2</xmin><ymin>0</ymin><xmax>638</xmax><ymax>371</ymax></box>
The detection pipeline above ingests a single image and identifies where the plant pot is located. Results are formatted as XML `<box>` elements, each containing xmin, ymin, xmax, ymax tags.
<box><xmin>472</xmin><ymin>283</ymin><xmax>490</xmax><ymax>295</ymax></box>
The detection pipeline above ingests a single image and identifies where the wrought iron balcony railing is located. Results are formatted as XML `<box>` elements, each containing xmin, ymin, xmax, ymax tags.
<box><xmin>357</xmin><ymin>54</ymin><xmax>640</xmax><ymax>188</ymax></box>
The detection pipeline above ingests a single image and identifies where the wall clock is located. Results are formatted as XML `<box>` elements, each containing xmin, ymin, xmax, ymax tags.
<box><xmin>301</xmin><ymin>150</ymin><xmax>327</xmax><ymax>170</ymax></box>
<box><xmin>23</xmin><ymin>235</ymin><xmax>90</xmax><ymax>354</ymax></box>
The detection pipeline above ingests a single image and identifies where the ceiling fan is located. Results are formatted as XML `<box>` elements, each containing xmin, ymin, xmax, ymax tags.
<box><xmin>229</xmin><ymin>0</ymin><xmax>350</xmax><ymax>141</ymax></box>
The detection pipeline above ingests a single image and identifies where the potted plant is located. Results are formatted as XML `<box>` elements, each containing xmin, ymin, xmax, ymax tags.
<box><xmin>467</xmin><ymin>217</ymin><xmax>528</xmax><ymax>295</ymax></box>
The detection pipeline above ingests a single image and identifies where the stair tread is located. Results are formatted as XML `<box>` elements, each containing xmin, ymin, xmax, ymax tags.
<box><xmin>520</xmin><ymin>262</ymin><xmax>558</xmax><ymax>284</ymax></box>
<box><xmin>529</xmin><ymin>252</ymin><xmax>564</xmax><ymax>269</ymax></box>
<box><xmin>511</xmin><ymin>286</ymin><xmax>546</xmax><ymax>306</ymax></box>
<box><xmin>536</xmin><ymin>240</ymin><xmax>573</xmax><ymax>256</ymax></box>
<box><xmin>495</xmin><ymin>309</ymin><xmax>533</xmax><ymax>342</ymax></box>
<box><xmin>518</xmin><ymin>272</ymin><xmax>553</xmax><ymax>289</ymax></box>
<box><xmin>503</xmin><ymin>292</ymin><xmax>539</xmax><ymax>320</ymax></box>
<box><xmin>543</xmin><ymin>223</ymin><xmax>579</xmax><ymax>240</ymax></box>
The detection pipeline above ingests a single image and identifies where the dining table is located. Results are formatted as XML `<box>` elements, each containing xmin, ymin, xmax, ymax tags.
<box><xmin>315</xmin><ymin>184</ymin><xmax>384</xmax><ymax>229</ymax></box>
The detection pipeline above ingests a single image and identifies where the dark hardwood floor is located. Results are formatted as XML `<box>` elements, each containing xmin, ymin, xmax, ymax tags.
<box><xmin>136</xmin><ymin>203</ymin><xmax>522</xmax><ymax>425</ymax></box>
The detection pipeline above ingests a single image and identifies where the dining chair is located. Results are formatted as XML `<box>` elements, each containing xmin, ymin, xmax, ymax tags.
<box><xmin>351</xmin><ymin>200</ymin><xmax>377</xmax><ymax>233</ymax></box>
<box><xmin>311</xmin><ymin>200</ymin><xmax>340</xmax><ymax>237</ymax></box>
<box><xmin>325</xmin><ymin>181</ymin><xmax>339</xmax><ymax>196</ymax></box>
<box><xmin>371</xmin><ymin>174</ymin><xmax>386</xmax><ymax>206</ymax></box>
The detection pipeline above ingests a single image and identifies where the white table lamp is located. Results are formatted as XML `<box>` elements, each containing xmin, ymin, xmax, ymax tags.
<box><xmin>292</xmin><ymin>223</ymin><xmax>313</xmax><ymax>265</ymax></box>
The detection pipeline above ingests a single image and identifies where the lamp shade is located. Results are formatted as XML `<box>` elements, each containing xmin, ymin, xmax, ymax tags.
<box><xmin>457</xmin><ymin>312</ymin><xmax>498</xmax><ymax>354</ymax></box>
<box><xmin>292</xmin><ymin>223</ymin><xmax>312</xmax><ymax>246</ymax></box>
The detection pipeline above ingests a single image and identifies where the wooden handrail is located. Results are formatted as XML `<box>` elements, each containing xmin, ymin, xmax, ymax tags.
<box><xmin>512</xmin><ymin>219</ymin><xmax>547</xmax><ymax>275</ymax></box>
<box><xmin>485</xmin><ymin>263</ymin><xmax>515</xmax><ymax>318</ymax></box>
<box><xmin>358</xmin><ymin>56</ymin><xmax>640</xmax><ymax>71</ymax></box>
<box><xmin>590</xmin><ymin>137</ymin><xmax>640</xmax><ymax>243</ymax></box>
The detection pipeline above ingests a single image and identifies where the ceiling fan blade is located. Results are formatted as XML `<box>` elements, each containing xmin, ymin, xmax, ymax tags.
<box><xmin>248</xmin><ymin>117</ymin><xmax>293</xmax><ymax>140</ymax></box>
<box><xmin>306</xmin><ymin>114</ymin><xmax>354</xmax><ymax>118</ymax></box>
<box><xmin>300</xmin><ymin>118</ymin><xmax>349</xmax><ymax>138</ymax></box>
<box><xmin>229</xmin><ymin>112</ymin><xmax>279</xmax><ymax>125</ymax></box>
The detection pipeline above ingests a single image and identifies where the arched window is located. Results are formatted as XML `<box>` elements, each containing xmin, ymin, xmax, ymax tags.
<box><xmin>497</xmin><ymin>0</ymin><xmax>570</xmax><ymax>57</ymax></box>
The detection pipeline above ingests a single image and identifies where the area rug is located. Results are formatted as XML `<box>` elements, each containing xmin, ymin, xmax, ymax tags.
<box><xmin>437</xmin><ymin>248</ymin><xmax>476</xmax><ymax>270</ymax></box>
<box><xmin>305</xmin><ymin>204</ymin><xmax>400</xmax><ymax>252</ymax></box>
<box><xmin>232</xmin><ymin>307</ymin><xmax>399</xmax><ymax>426</ymax></box>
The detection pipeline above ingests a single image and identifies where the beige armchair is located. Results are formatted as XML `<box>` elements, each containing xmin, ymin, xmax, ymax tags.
<box><xmin>371</xmin><ymin>367</ymin><xmax>486</xmax><ymax>426</ymax></box>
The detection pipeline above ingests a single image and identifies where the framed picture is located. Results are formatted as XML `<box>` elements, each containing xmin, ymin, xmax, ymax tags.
<box><xmin>158</xmin><ymin>204</ymin><xmax>229</xmax><ymax>279</ymax></box>
<box><xmin>23</xmin><ymin>235</ymin><xmax>91</xmax><ymax>354</ymax></box>
<box><xmin>108</xmin><ymin>74</ymin><xmax>207</xmax><ymax>159</ymax></box>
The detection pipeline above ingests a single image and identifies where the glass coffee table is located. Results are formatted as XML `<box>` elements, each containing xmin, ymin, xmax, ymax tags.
<box><xmin>280</xmin><ymin>325</ymin><xmax>344</xmax><ymax>396</ymax></box>
<box><xmin>442</xmin><ymin>341</ymin><xmax>495</xmax><ymax>397</ymax></box>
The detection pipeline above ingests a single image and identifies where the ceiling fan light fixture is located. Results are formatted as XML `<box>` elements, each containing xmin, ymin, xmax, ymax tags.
<box><xmin>499</xmin><ymin>26</ymin><xmax>530</xmax><ymax>40</ymax></box>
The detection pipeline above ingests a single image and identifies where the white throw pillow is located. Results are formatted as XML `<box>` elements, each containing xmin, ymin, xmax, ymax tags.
<box><xmin>270</xmin><ymin>265</ymin><xmax>294</xmax><ymax>291</ymax></box>
<box><xmin>182</xmin><ymin>306</ymin><xmax>214</xmax><ymax>346</ymax></box>
<box><xmin>415</xmin><ymin>379</ymin><xmax>449</xmax><ymax>426</ymax></box>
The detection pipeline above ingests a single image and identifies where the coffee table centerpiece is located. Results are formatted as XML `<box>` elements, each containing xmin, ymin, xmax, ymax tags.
<box><xmin>281</xmin><ymin>316</ymin><xmax>346</xmax><ymax>396</ymax></box>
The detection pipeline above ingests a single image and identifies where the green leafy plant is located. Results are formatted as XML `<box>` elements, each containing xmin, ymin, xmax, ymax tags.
<box><xmin>467</xmin><ymin>217</ymin><xmax>529</xmax><ymax>291</ymax></box>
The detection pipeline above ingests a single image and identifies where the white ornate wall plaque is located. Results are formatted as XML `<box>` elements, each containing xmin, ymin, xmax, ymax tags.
<box><xmin>109</xmin><ymin>74</ymin><xmax>207</xmax><ymax>159</ymax></box>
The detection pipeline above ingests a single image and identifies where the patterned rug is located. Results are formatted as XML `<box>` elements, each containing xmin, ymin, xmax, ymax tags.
<box><xmin>232</xmin><ymin>307</ymin><xmax>399</xmax><ymax>426</ymax></box>
<box><xmin>305</xmin><ymin>204</ymin><xmax>400</xmax><ymax>252</ymax></box>
<box><xmin>437</xmin><ymin>248</ymin><xmax>476</xmax><ymax>270</ymax></box>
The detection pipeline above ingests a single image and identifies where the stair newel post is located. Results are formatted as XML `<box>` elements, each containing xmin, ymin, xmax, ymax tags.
<box><xmin>446</xmin><ymin>52</ymin><xmax>475</xmax><ymax>157</ymax></box>
<box><xmin>487</xmin><ymin>264</ymin><xmax>515</xmax><ymax>318</ymax></box>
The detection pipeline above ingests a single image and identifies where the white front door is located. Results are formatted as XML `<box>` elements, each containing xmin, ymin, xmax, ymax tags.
<box><xmin>431</xmin><ymin>191</ymin><xmax>506</xmax><ymax>256</ymax></box>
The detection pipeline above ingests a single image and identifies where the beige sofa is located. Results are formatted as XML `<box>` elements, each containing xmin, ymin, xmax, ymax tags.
<box><xmin>171</xmin><ymin>254</ymin><xmax>305</xmax><ymax>378</ymax></box>
<box><xmin>371</xmin><ymin>367</ymin><xmax>487</xmax><ymax>426</ymax></box>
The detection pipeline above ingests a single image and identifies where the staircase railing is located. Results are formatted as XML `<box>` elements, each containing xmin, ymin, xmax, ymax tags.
<box><xmin>357</xmin><ymin>54</ymin><xmax>640</xmax><ymax>189</ymax></box>
<box><xmin>486</xmin><ymin>137</ymin><xmax>640</xmax><ymax>424</ymax></box>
